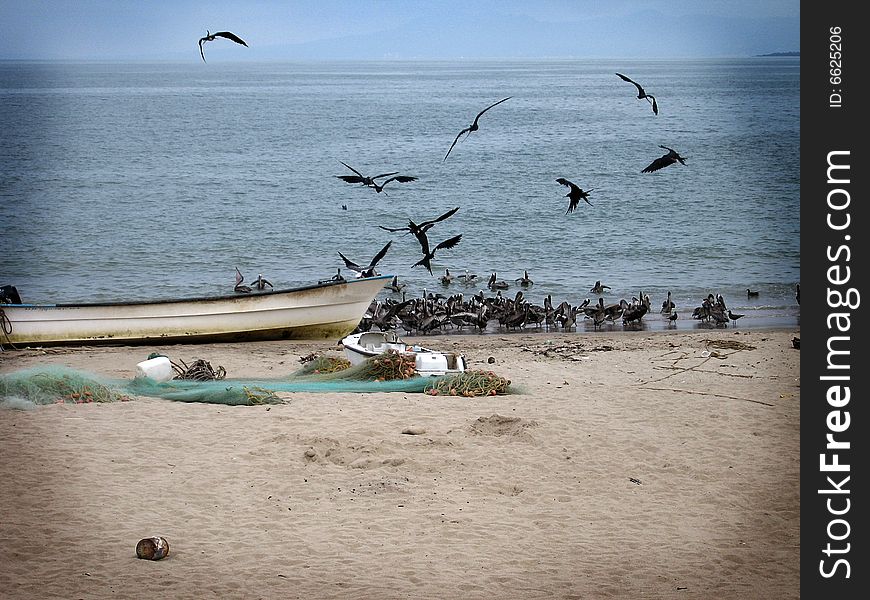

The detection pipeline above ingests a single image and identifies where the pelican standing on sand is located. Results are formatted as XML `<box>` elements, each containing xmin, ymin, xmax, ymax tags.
<box><xmin>444</xmin><ymin>97</ymin><xmax>512</xmax><ymax>161</ymax></box>
<box><xmin>198</xmin><ymin>30</ymin><xmax>248</xmax><ymax>62</ymax></box>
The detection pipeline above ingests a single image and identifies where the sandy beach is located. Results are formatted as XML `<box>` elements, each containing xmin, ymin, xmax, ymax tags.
<box><xmin>0</xmin><ymin>327</ymin><xmax>800</xmax><ymax>599</ymax></box>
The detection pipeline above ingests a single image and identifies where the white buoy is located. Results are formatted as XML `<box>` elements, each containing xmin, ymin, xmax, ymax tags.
<box><xmin>135</xmin><ymin>356</ymin><xmax>174</xmax><ymax>382</ymax></box>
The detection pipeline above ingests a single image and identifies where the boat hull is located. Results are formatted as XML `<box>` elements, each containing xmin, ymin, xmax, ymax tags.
<box><xmin>0</xmin><ymin>276</ymin><xmax>390</xmax><ymax>347</ymax></box>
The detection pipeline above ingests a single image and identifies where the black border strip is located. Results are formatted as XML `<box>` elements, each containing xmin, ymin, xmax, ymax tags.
<box><xmin>801</xmin><ymin>2</ymin><xmax>867</xmax><ymax>595</ymax></box>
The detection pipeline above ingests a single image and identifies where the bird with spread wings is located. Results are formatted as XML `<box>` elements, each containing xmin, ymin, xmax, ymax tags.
<box><xmin>337</xmin><ymin>241</ymin><xmax>393</xmax><ymax>278</ymax></box>
<box><xmin>443</xmin><ymin>97</ymin><xmax>512</xmax><ymax>161</ymax></box>
<box><xmin>199</xmin><ymin>30</ymin><xmax>248</xmax><ymax>62</ymax></box>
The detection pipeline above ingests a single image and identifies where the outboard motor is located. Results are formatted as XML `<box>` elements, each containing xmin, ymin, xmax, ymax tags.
<box><xmin>1</xmin><ymin>285</ymin><xmax>22</xmax><ymax>304</ymax></box>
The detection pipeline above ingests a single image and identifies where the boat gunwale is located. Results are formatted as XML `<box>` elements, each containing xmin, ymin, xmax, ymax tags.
<box><xmin>1</xmin><ymin>275</ymin><xmax>393</xmax><ymax>309</ymax></box>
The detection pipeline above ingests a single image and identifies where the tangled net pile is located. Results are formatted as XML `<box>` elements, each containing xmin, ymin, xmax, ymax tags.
<box><xmin>171</xmin><ymin>358</ymin><xmax>227</xmax><ymax>381</ymax></box>
<box><xmin>424</xmin><ymin>370</ymin><xmax>511</xmax><ymax>397</ymax></box>
<box><xmin>2</xmin><ymin>352</ymin><xmax>512</xmax><ymax>407</ymax></box>
<box><xmin>0</xmin><ymin>366</ymin><xmax>132</xmax><ymax>405</ymax></box>
<box><xmin>294</xmin><ymin>355</ymin><xmax>352</xmax><ymax>376</ymax></box>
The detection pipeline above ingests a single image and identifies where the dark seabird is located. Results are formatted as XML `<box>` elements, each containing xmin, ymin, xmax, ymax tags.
<box><xmin>747</xmin><ymin>288</ymin><xmax>760</xmax><ymax>298</ymax></box>
<box><xmin>488</xmin><ymin>272</ymin><xmax>510</xmax><ymax>290</ymax></box>
<box><xmin>796</xmin><ymin>283</ymin><xmax>800</xmax><ymax>305</ymax></box>
<box><xmin>590</xmin><ymin>281</ymin><xmax>611</xmax><ymax>295</ymax></box>
<box><xmin>199</xmin><ymin>30</ymin><xmax>248</xmax><ymax>62</ymax></box>
<box><xmin>335</xmin><ymin>161</ymin><xmax>399</xmax><ymax>187</ymax></box>
<box><xmin>234</xmin><ymin>267</ymin><xmax>252</xmax><ymax>293</ymax></box>
<box><xmin>252</xmin><ymin>273</ymin><xmax>273</xmax><ymax>291</ymax></box>
<box><xmin>321</xmin><ymin>268</ymin><xmax>346</xmax><ymax>284</ymax></box>
<box><xmin>412</xmin><ymin>234</ymin><xmax>463</xmax><ymax>276</ymax></box>
<box><xmin>385</xmin><ymin>275</ymin><xmax>406</xmax><ymax>293</ymax></box>
<box><xmin>668</xmin><ymin>311</ymin><xmax>679</xmax><ymax>326</ymax></box>
<box><xmin>443</xmin><ymin>97</ymin><xmax>512</xmax><ymax>161</ymax></box>
<box><xmin>379</xmin><ymin>207</ymin><xmax>460</xmax><ymax>236</ymax></box>
<box><xmin>440</xmin><ymin>269</ymin><xmax>454</xmax><ymax>285</ymax></box>
<box><xmin>642</xmin><ymin>145</ymin><xmax>687</xmax><ymax>173</ymax></box>
<box><xmin>371</xmin><ymin>174</ymin><xmax>418</xmax><ymax>194</ymax></box>
<box><xmin>555</xmin><ymin>178</ymin><xmax>593</xmax><ymax>214</ymax></box>
<box><xmin>728</xmin><ymin>310</ymin><xmax>745</xmax><ymax>325</ymax></box>
<box><xmin>615</xmin><ymin>73</ymin><xmax>658</xmax><ymax>115</ymax></box>
<box><xmin>457</xmin><ymin>269</ymin><xmax>478</xmax><ymax>285</ymax></box>
<box><xmin>515</xmin><ymin>270</ymin><xmax>533</xmax><ymax>287</ymax></box>
<box><xmin>338</xmin><ymin>241</ymin><xmax>392</xmax><ymax>278</ymax></box>
<box><xmin>661</xmin><ymin>291</ymin><xmax>675</xmax><ymax>313</ymax></box>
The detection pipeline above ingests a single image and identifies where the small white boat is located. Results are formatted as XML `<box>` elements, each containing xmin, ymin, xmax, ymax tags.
<box><xmin>0</xmin><ymin>276</ymin><xmax>391</xmax><ymax>348</ymax></box>
<box><xmin>341</xmin><ymin>330</ymin><xmax>467</xmax><ymax>376</ymax></box>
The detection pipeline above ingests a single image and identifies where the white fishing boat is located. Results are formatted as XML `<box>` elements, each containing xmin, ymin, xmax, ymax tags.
<box><xmin>0</xmin><ymin>276</ymin><xmax>391</xmax><ymax>348</ymax></box>
<box><xmin>341</xmin><ymin>330</ymin><xmax>467</xmax><ymax>376</ymax></box>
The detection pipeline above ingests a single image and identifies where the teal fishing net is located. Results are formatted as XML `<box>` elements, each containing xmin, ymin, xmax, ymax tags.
<box><xmin>1</xmin><ymin>361</ymin><xmax>437</xmax><ymax>408</ymax></box>
<box><xmin>0</xmin><ymin>366</ymin><xmax>133</xmax><ymax>407</ymax></box>
<box><xmin>1</xmin><ymin>351</ymin><xmax>512</xmax><ymax>408</ymax></box>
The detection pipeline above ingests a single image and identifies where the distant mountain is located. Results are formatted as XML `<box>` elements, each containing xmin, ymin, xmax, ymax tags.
<box><xmin>757</xmin><ymin>51</ymin><xmax>799</xmax><ymax>57</ymax></box>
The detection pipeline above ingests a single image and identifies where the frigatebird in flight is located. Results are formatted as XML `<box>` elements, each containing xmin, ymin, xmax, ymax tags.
<box><xmin>371</xmin><ymin>174</ymin><xmax>418</xmax><ymax>194</ymax></box>
<box><xmin>615</xmin><ymin>73</ymin><xmax>658</xmax><ymax>115</ymax></box>
<box><xmin>335</xmin><ymin>161</ymin><xmax>401</xmax><ymax>187</ymax></box>
<box><xmin>378</xmin><ymin>207</ymin><xmax>460</xmax><ymax>236</ymax></box>
<box><xmin>443</xmin><ymin>97</ymin><xmax>512</xmax><ymax>161</ymax></box>
<box><xmin>555</xmin><ymin>178</ymin><xmax>593</xmax><ymax>214</ymax></box>
<box><xmin>338</xmin><ymin>241</ymin><xmax>392</xmax><ymax>278</ymax></box>
<box><xmin>199</xmin><ymin>30</ymin><xmax>248</xmax><ymax>62</ymax></box>
<box><xmin>641</xmin><ymin>145</ymin><xmax>687</xmax><ymax>173</ymax></box>
<box><xmin>412</xmin><ymin>233</ymin><xmax>463</xmax><ymax>276</ymax></box>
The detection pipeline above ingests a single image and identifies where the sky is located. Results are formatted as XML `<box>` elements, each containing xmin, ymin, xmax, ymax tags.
<box><xmin>0</xmin><ymin>0</ymin><xmax>800</xmax><ymax>60</ymax></box>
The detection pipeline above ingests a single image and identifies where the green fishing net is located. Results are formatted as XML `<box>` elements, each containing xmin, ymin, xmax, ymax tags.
<box><xmin>1</xmin><ymin>352</ymin><xmax>512</xmax><ymax>408</ymax></box>
<box><xmin>0</xmin><ymin>366</ymin><xmax>132</xmax><ymax>407</ymax></box>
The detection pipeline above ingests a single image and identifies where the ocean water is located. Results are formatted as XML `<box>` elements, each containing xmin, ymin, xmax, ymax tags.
<box><xmin>0</xmin><ymin>59</ymin><xmax>799</xmax><ymax>330</ymax></box>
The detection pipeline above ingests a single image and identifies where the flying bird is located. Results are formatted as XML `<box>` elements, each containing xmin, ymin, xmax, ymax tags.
<box><xmin>555</xmin><ymin>178</ymin><xmax>593</xmax><ymax>213</ymax></box>
<box><xmin>641</xmin><ymin>145</ymin><xmax>687</xmax><ymax>173</ymax></box>
<box><xmin>378</xmin><ymin>207</ymin><xmax>460</xmax><ymax>236</ymax></box>
<box><xmin>615</xmin><ymin>72</ymin><xmax>658</xmax><ymax>115</ymax></box>
<box><xmin>335</xmin><ymin>162</ymin><xmax>399</xmax><ymax>187</ymax></box>
<box><xmin>443</xmin><ymin>96</ymin><xmax>512</xmax><ymax>161</ymax></box>
<box><xmin>412</xmin><ymin>234</ymin><xmax>463</xmax><ymax>275</ymax></box>
<box><xmin>199</xmin><ymin>30</ymin><xmax>248</xmax><ymax>62</ymax></box>
<box><xmin>337</xmin><ymin>241</ymin><xmax>392</xmax><ymax>278</ymax></box>
<box><xmin>371</xmin><ymin>174</ymin><xmax>418</xmax><ymax>194</ymax></box>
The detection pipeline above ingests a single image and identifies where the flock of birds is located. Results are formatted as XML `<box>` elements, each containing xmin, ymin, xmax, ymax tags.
<box><xmin>323</xmin><ymin>78</ymin><xmax>684</xmax><ymax>279</ymax></box>
<box><xmin>349</xmin><ymin>278</ymin><xmax>799</xmax><ymax>336</ymax></box>
<box><xmin>204</xmin><ymin>28</ymin><xmax>793</xmax><ymax>335</ymax></box>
